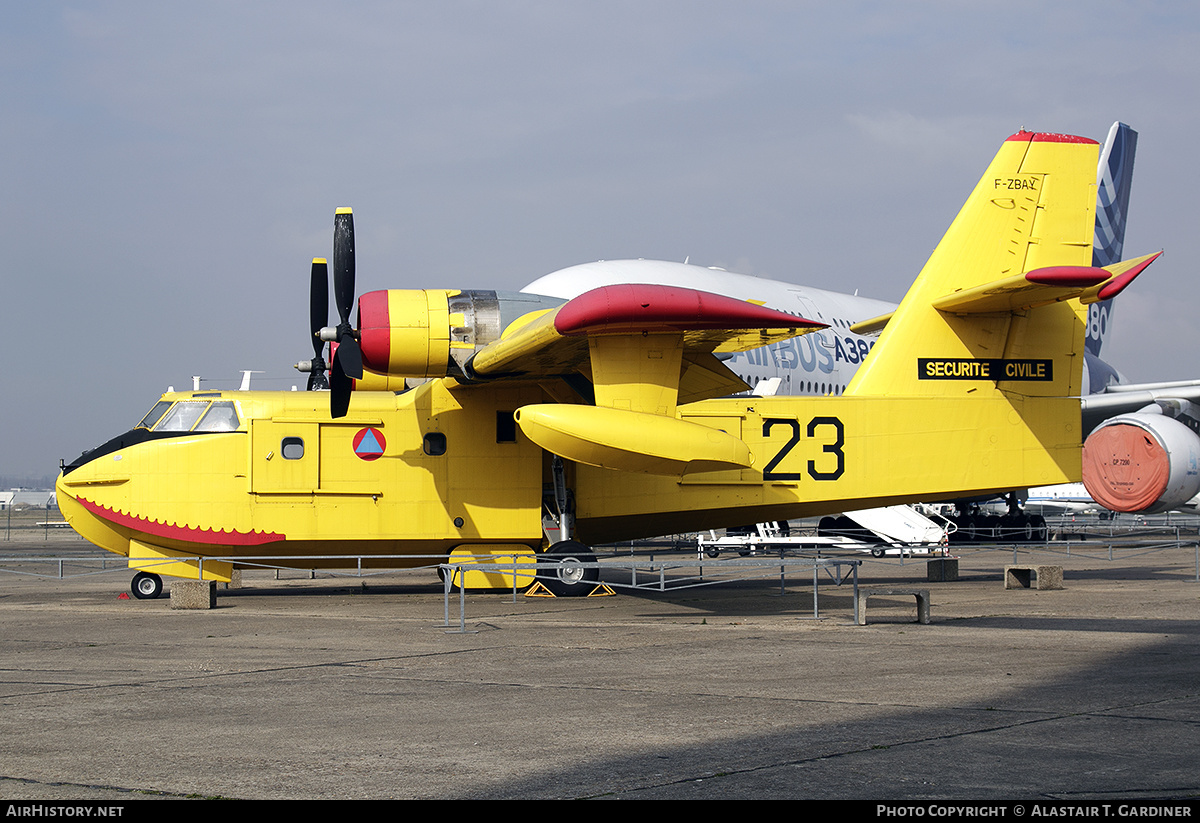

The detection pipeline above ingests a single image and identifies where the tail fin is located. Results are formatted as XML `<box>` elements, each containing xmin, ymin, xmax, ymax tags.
<box><xmin>1086</xmin><ymin>121</ymin><xmax>1138</xmax><ymax>358</ymax></box>
<box><xmin>1093</xmin><ymin>122</ymin><xmax>1138</xmax><ymax>268</ymax></box>
<box><xmin>846</xmin><ymin>131</ymin><xmax>1099</xmax><ymax>399</ymax></box>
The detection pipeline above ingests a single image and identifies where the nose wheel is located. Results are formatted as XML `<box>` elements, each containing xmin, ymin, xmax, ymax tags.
<box><xmin>131</xmin><ymin>572</ymin><xmax>164</xmax><ymax>600</ymax></box>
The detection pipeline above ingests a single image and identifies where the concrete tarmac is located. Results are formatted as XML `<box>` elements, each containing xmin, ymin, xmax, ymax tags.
<box><xmin>1</xmin><ymin>540</ymin><xmax>1198</xmax><ymax>800</ymax></box>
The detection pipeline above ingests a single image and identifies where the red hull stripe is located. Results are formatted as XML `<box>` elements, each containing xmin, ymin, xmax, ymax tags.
<box><xmin>77</xmin><ymin>496</ymin><xmax>286</xmax><ymax>546</ymax></box>
<box><xmin>553</xmin><ymin>284</ymin><xmax>826</xmax><ymax>336</ymax></box>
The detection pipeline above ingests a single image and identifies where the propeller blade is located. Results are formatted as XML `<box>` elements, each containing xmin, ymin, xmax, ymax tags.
<box><xmin>309</xmin><ymin>258</ymin><xmax>329</xmax><ymax>358</ymax></box>
<box><xmin>333</xmin><ymin>208</ymin><xmax>355</xmax><ymax>326</ymax></box>
<box><xmin>327</xmin><ymin>207</ymin><xmax>360</xmax><ymax>414</ymax></box>
<box><xmin>330</xmin><ymin>352</ymin><xmax>352</xmax><ymax>419</ymax></box>
<box><xmin>336</xmin><ymin>335</ymin><xmax>362</xmax><ymax>380</ymax></box>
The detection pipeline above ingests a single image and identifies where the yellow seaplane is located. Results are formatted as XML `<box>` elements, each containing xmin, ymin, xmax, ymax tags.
<box><xmin>57</xmin><ymin>130</ymin><xmax>1160</xmax><ymax>599</ymax></box>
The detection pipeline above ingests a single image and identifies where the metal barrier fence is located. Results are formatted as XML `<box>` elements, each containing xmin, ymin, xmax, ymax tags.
<box><xmin>436</xmin><ymin>555</ymin><xmax>862</xmax><ymax>633</ymax></box>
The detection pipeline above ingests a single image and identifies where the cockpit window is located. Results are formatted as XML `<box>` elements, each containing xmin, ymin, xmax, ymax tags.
<box><xmin>195</xmin><ymin>401</ymin><xmax>240</xmax><ymax>432</ymax></box>
<box><xmin>137</xmin><ymin>401</ymin><xmax>173</xmax><ymax>430</ymax></box>
<box><xmin>153</xmin><ymin>401</ymin><xmax>210</xmax><ymax>432</ymax></box>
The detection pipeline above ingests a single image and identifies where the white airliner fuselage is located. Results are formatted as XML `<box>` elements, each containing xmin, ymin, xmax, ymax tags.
<box><xmin>524</xmin><ymin>259</ymin><xmax>896</xmax><ymax>397</ymax></box>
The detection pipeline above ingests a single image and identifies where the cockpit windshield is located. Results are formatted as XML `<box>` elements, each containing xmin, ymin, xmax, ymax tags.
<box><xmin>136</xmin><ymin>401</ymin><xmax>173</xmax><ymax>430</ymax></box>
<box><xmin>195</xmin><ymin>401</ymin><xmax>239</xmax><ymax>432</ymax></box>
<box><xmin>155</xmin><ymin>401</ymin><xmax>210</xmax><ymax>432</ymax></box>
<box><xmin>136</xmin><ymin>400</ymin><xmax>241</xmax><ymax>433</ymax></box>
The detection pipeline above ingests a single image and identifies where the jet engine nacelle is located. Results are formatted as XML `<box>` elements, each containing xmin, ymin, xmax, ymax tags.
<box><xmin>357</xmin><ymin>289</ymin><xmax>561</xmax><ymax>379</ymax></box>
<box><xmin>1082</xmin><ymin>413</ymin><xmax>1200</xmax><ymax>513</ymax></box>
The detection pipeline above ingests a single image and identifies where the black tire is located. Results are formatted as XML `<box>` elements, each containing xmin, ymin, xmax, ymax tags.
<box><xmin>131</xmin><ymin>572</ymin><xmax>163</xmax><ymax>600</ymax></box>
<box><xmin>541</xmin><ymin>540</ymin><xmax>600</xmax><ymax>597</ymax></box>
<box><xmin>1018</xmin><ymin>517</ymin><xmax>1035</xmax><ymax>543</ymax></box>
<box><xmin>1031</xmin><ymin>515</ymin><xmax>1048</xmax><ymax>542</ymax></box>
<box><xmin>870</xmin><ymin>547</ymin><xmax>885</xmax><ymax>558</ymax></box>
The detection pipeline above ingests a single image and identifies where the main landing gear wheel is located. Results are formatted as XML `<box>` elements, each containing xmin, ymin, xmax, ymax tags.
<box><xmin>541</xmin><ymin>540</ymin><xmax>600</xmax><ymax>597</ymax></box>
<box><xmin>131</xmin><ymin>572</ymin><xmax>163</xmax><ymax>600</ymax></box>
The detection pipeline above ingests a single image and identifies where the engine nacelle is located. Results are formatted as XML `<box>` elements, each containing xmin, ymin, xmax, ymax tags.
<box><xmin>1082</xmin><ymin>413</ymin><xmax>1200</xmax><ymax>513</ymax></box>
<box><xmin>356</xmin><ymin>289</ymin><xmax>563</xmax><ymax>380</ymax></box>
<box><xmin>350</xmin><ymin>289</ymin><xmax>552</xmax><ymax>381</ymax></box>
<box><xmin>358</xmin><ymin>289</ymin><xmax>455</xmax><ymax>378</ymax></box>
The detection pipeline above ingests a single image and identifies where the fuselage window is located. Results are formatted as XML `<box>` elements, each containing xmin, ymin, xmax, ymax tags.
<box><xmin>281</xmin><ymin>437</ymin><xmax>305</xmax><ymax>460</ymax></box>
<box><xmin>424</xmin><ymin>432</ymin><xmax>447</xmax><ymax>456</ymax></box>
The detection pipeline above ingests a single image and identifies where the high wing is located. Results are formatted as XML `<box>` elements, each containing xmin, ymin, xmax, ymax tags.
<box><xmin>469</xmin><ymin>284</ymin><xmax>824</xmax><ymax>378</ymax></box>
<box><xmin>1081</xmin><ymin>380</ymin><xmax>1200</xmax><ymax>433</ymax></box>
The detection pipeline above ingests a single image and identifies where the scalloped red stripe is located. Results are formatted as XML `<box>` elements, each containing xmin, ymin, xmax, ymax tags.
<box><xmin>77</xmin><ymin>496</ymin><xmax>285</xmax><ymax>546</ymax></box>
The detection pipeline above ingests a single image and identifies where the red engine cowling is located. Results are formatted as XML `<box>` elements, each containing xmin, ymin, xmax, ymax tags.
<box><xmin>1082</xmin><ymin>414</ymin><xmax>1200</xmax><ymax>513</ymax></box>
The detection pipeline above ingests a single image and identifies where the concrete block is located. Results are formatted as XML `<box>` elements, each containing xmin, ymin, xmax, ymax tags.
<box><xmin>927</xmin><ymin>558</ymin><xmax>958</xmax><ymax>582</ymax></box>
<box><xmin>856</xmin><ymin>588</ymin><xmax>931</xmax><ymax>626</ymax></box>
<box><xmin>170</xmin><ymin>580</ymin><xmax>217</xmax><ymax>609</ymax></box>
<box><xmin>1004</xmin><ymin>565</ymin><xmax>1064</xmax><ymax>590</ymax></box>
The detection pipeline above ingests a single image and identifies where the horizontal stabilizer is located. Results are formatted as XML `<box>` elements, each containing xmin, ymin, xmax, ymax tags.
<box><xmin>1082</xmin><ymin>251</ymin><xmax>1161</xmax><ymax>303</ymax></box>
<box><xmin>850</xmin><ymin>312</ymin><xmax>892</xmax><ymax>335</ymax></box>
<box><xmin>932</xmin><ymin>252</ymin><xmax>1161</xmax><ymax>314</ymax></box>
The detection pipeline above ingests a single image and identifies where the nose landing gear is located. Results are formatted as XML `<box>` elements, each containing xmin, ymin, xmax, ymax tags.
<box><xmin>131</xmin><ymin>572</ymin><xmax>163</xmax><ymax>600</ymax></box>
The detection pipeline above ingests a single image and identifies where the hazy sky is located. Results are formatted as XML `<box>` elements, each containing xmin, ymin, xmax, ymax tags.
<box><xmin>4</xmin><ymin>2</ymin><xmax>1198</xmax><ymax>478</ymax></box>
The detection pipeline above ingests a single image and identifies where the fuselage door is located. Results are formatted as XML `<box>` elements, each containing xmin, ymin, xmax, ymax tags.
<box><xmin>251</xmin><ymin>420</ymin><xmax>320</xmax><ymax>494</ymax></box>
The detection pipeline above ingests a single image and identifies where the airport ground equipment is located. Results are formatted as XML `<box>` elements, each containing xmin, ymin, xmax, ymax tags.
<box><xmin>838</xmin><ymin>505</ymin><xmax>952</xmax><ymax>546</ymax></box>
<box><xmin>707</xmin><ymin>507</ymin><xmax>951</xmax><ymax>559</ymax></box>
<box><xmin>697</xmin><ymin>521</ymin><xmax>871</xmax><ymax>557</ymax></box>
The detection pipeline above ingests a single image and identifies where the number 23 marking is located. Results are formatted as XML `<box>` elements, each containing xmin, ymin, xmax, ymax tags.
<box><xmin>761</xmin><ymin>416</ymin><xmax>845</xmax><ymax>481</ymax></box>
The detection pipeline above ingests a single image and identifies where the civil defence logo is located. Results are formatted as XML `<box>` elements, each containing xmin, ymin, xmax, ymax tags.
<box><xmin>352</xmin><ymin>427</ymin><xmax>386</xmax><ymax>461</ymax></box>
